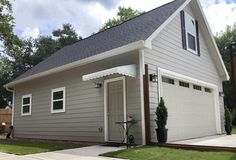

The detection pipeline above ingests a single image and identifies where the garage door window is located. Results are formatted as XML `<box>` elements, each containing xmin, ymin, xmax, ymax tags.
<box><xmin>193</xmin><ymin>85</ymin><xmax>202</xmax><ymax>91</ymax></box>
<box><xmin>205</xmin><ymin>88</ymin><xmax>211</xmax><ymax>93</ymax></box>
<box><xmin>179</xmin><ymin>81</ymin><xmax>189</xmax><ymax>88</ymax></box>
<box><xmin>162</xmin><ymin>76</ymin><xmax>175</xmax><ymax>85</ymax></box>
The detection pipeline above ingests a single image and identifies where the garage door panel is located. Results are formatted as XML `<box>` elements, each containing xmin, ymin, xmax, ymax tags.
<box><xmin>162</xmin><ymin>79</ymin><xmax>216</xmax><ymax>142</ymax></box>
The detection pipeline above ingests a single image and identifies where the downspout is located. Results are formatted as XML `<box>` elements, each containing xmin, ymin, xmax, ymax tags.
<box><xmin>5</xmin><ymin>86</ymin><xmax>15</xmax><ymax>126</ymax></box>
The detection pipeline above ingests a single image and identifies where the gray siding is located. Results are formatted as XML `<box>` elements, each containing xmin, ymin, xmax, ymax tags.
<box><xmin>13</xmin><ymin>52</ymin><xmax>142</xmax><ymax>144</ymax></box>
<box><xmin>144</xmin><ymin>4</ymin><xmax>224</xmax><ymax>142</ymax></box>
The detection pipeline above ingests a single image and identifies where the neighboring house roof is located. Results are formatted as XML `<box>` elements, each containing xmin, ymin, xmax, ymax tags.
<box><xmin>5</xmin><ymin>0</ymin><xmax>229</xmax><ymax>88</ymax></box>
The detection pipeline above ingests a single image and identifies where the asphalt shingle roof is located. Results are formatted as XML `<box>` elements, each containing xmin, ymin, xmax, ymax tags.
<box><xmin>14</xmin><ymin>0</ymin><xmax>186</xmax><ymax>81</ymax></box>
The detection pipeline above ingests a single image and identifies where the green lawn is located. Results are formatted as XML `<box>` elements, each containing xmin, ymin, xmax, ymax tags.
<box><xmin>232</xmin><ymin>126</ymin><xmax>236</xmax><ymax>134</ymax></box>
<box><xmin>101</xmin><ymin>146</ymin><xmax>236</xmax><ymax>160</ymax></box>
<box><xmin>0</xmin><ymin>140</ymin><xmax>81</xmax><ymax>155</ymax></box>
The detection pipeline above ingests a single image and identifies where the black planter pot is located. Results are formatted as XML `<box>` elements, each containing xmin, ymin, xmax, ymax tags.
<box><xmin>156</xmin><ymin>128</ymin><xmax>168</xmax><ymax>143</ymax></box>
<box><xmin>225</xmin><ymin>125</ymin><xmax>232</xmax><ymax>135</ymax></box>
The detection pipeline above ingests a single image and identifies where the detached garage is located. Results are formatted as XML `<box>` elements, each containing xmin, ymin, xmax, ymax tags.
<box><xmin>157</xmin><ymin>68</ymin><xmax>222</xmax><ymax>142</ymax></box>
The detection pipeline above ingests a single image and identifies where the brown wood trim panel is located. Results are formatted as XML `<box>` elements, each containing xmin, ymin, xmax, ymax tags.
<box><xmin>143</xmin><ymin>64</ymin><xmax>151</xmax><ymax>144</ymax></box>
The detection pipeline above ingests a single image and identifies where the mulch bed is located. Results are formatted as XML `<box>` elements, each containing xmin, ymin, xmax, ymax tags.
<box><xmin>151</xmin><ymin>142</ymin><xmax>236</xmax><ymax>152</ymax></box>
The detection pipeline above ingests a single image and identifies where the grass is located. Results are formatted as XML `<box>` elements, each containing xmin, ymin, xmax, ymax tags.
<box><xmin>101</xmin><ymin>146</ymin><xmax>236</xmax><ymax>160</ymax></box>
<box><xmin>232</xmin><ymin>126</ymin><xmax>236</xmax><ymax>134</ymax></box>
<box><xmin>0</xmin><ymin>140</ymin><xmax>81</xmax><ymax>155</ymax></box>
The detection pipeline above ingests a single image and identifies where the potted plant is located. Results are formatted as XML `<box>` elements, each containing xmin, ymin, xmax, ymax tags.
<box><xmin>155</xmin><ymin>97</ymin><xmax>168</xmax><ymax>143</ymax></box>
<box><xmin>225</xmin><ymin>107</ymin><xmax>232</xmax><ymax>135</ymax></box>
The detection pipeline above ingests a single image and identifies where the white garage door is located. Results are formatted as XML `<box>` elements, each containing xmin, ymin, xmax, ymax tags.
<box><xmin>161</xmin><ymin>76</ymin><xmax>217</xmax><ymax>142</ymax></box>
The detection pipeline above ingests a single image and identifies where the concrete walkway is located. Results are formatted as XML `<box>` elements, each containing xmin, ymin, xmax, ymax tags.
<box><xmin>171</xmin><ymin>135</ymin><xmax>236</xmax><ymax>148</ymax></box>
<box><xmin>0</xmin><ymin>145</ymin><xmax>125</xmax><ymax>160</ymax></box>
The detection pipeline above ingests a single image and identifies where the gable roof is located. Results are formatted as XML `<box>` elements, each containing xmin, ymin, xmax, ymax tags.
<box><xmin>8</xmin><ymin>0</ymin><xmax>186</xmax><ymax>85</ymax></box>
<box><xmin>5</xmin><ymin>0</ymin><xmax>229</xmax><ymax>88</ymax></box>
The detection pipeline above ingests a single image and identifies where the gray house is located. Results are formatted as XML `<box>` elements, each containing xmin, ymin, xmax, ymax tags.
<box><xmin>5</xmin><ymin>0</ymin><xmax>229</xmax><ymax>145</ymax></box>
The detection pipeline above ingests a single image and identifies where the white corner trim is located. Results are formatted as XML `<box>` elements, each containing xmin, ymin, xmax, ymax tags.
<box><xmin>51</xmin><ymin>87</ymin><xmax>66</xmax><ymax>114</ymax></box>
<box><xmin>5</xmin><ymin>40</ymin><xmax>145</xmax><ymax>88</ymax></box>
<box><xmin>12</xmin><ymin>91</ymin><xmax>15</xmax><ymax>126</ymax></box>
<box><xmin>139</xmin><ymin>49</ymin><xmax>146</xmax><ymax>145</ymax></box>
<box><xmin>21</xmin><ymin>94</ymin><xmax>32</xmax><ymax>116</ymax></box>
<box><xmin>195</xmin><ymin>0</ymin><xmax>229</xmax><ymax>81</ymax></box>
<box><xmin>104</xmin><ymin>76</ymin><xmax>126</xmax><ymax>142</ymax></box>
<box><xmin>145</xmin><ymin>0</ymin><xmax>191</xmax><ymax>48</ymax></box>
<box><xmin>158</xmin><ymin>67</ymin><xmax>222</xmax><ymax>134</ymax></box>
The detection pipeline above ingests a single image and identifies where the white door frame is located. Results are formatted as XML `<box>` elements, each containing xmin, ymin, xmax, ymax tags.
<box><xmin>157</xmin><ymin>67</ymin><xmax>222</xmax><ymax>134</ymax></box>
<box><xmin>104</xmin><ymin>76</ymin><xmax>127</xmax><ymax>142</ymax></box>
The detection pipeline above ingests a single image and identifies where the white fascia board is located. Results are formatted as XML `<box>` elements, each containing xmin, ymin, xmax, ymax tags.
<box><xmin>145</xmin><ymin>0</ymin><xmax>191</xmax><ymax>49</ymax></box>
<box><xmin>5</xmin><ymin>40</ymin><xmax>145</xmax><ymax>88</ymax></box>
<box><xmin>194</xmin><ymin>0</ymin><xmax>229</xmax><ymax>81</ymax></box>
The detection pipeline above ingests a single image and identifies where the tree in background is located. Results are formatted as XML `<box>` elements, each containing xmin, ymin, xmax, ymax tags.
<box><xmin>0</xmin><ymin>0</ymin><xmax>23</xmax><ymax>107</ymax></box>
<box><xmin>0</xmin><ymin>0</ymin><xmax>82</xmax><ymax>107</ymax></box>
<box><xmin>53</xmin><ymin>23</ymin><xmax>82</xmax><ymax>49</ymax></box>
<box><xmin>99</xmin><ymin>6</ymin><xmax>143</xmax><ymax>31</ymax></box>
<box><xmin>215</xmin><ymin>26</ymin><xmax>236</xmax><ymax>110</ymax></box>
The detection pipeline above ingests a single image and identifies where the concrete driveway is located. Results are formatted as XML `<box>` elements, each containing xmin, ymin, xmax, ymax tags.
<box><xmin>171</xmin><ymin>135</ymin><xmax>236</xmax><ymax>148</ymax></box>
<box><xmin>0</xmin><ymin>145</ymin><xmax>125</xmax><ymax>160</ymax></box>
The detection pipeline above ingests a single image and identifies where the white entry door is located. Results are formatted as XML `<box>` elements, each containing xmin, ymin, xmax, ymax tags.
<box><xmin>104</xmin><ymin>77</ymin><xmax>126</xmax><ymax>142</ymax></box>
<box><xmin>161</xmin><ymin>76</ymin><xmax>217</xmax><ymax>141</ymax></box>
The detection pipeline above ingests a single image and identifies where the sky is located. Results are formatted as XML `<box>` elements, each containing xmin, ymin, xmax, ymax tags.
<box><xmin>12</xmin><ymin>0</ymin><xmax>236</xmax><ymax>39</ymax></box>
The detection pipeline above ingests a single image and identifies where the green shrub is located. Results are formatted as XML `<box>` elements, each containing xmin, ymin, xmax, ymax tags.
<box><xmin>225</xmin><ymin>107</ymin><xmax>232</xmax><ymax>126</ymax></box>
<box><xmin>155</xmin><ymin>97</ymin><xmax>168</xmax><ymax>129</ymax></box>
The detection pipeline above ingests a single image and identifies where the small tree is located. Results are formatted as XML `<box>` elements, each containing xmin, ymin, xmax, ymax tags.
<box><xmin>225</xmin><ymin>107</ymin><xmax>232</xmax><ymax>126</ymax></box>
<box><xmin>155</xmin><ymin>97</ymin><xmax>168</xmax><ymax>129</ymax></box>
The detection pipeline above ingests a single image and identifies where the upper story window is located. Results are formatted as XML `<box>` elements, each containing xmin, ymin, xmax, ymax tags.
<box><xmin>21</xmin><ymin>94</ymin><xmax>32</xmax><ymax>116</ymax></box>
<box><xmin>185</xmin><ymin>13</ymin><xmax>197</xmax><ymax>52</ymax></box>
<box><xmin>51</xmin><ymin>87</ymin><xmax>66</xmax><ymax>113</ymax></box>
<box><xmin>180</xmin><ymin>10</ymin><xmax>200</xmax><ymax>55</ymax></box>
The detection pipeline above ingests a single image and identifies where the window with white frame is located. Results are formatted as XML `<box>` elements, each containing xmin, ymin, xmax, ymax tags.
<box><xmin>51</xmin><ymin>87</ymin><xmax>65</xmax><ymax>113</ymax></box>
<box><xmin>185</xmin><ymin>12</ymin><xmax>197</xmax><ymax>53</ymax></box>
<box><xmin>22</xmin><ymin>94</ymin><xmax>32</xmax><ymax>116</ymax></box>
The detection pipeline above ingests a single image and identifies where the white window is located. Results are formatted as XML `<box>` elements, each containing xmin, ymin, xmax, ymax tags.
<box><xmin>185</xmin><ymin>12</ymin><xmax>197</xmax><ymax>53</ymax></box>
<box><xmin>21</xmin><ymin>94</ymin><xmax>32</xmax><ymax>116</ymax></box>
<box><xmin>51</xmin><ymin>87</ymin><xmax>65</xmax><ymax>113</ymax></box>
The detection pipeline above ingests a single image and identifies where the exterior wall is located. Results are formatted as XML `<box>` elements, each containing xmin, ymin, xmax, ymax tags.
<box><xmin>13</xmin><ymin>51</ymin><xmax>142</xmax><ymax>144</ymax></box>
<box><xmin>144</xmin><ymin>4</ymin><xmax>224</xmax><ymax>142</ymax></box>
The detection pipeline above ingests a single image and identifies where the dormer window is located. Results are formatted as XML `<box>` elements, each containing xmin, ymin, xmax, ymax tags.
<box><xmin>180</xmin><ymin>11</ymin><xmax>200</xmax><ymax>56</ymax></box>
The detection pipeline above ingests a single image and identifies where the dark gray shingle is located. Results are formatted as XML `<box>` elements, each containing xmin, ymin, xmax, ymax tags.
<box><xmin>14</xmin><ymin>0</ymin><xmax>186</xmax><ymax>81</ymax></box>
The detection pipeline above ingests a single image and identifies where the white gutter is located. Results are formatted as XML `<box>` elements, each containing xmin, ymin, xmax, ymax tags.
<box><xmin>5</xmin><ymin>87</ymin><xmax>14</xmax><ymax>126</ymax></box>
<box><xmin>4</xmin><ymin>40</ymin><xmax>146</xmax><ymax>88</ymax></box>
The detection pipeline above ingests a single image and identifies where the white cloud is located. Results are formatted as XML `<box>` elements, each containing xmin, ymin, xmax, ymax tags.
<box><xmin>119</xmin><ymin>0</ymin><xmax>174</xmax><ymax>11</ymax></box>
<box><xmin>200</xmin><ymin>0</ymin><xmax>236</xmax><ymax>34</ymax></box>
<box><xmin>12</xmin><ymin>0</ymin><xmax>236</xmax><ymax>38</ymax></box>
<box><xmin>21</xmin><ymin>27</ymin><xmax>40</xmax><ymax>39</ymax></box>
<box><xmin>12</xmin><ymin>0</ymin><xmax>175</xmax><ymax>38</ymax></box>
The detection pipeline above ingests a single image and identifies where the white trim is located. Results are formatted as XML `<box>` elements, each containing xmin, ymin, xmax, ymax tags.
<box><xmin>5</xmin><ymin>41</ymin><xmax>145</xmax><ymax>88</ymax></box>
<box><xmin>139</xmin><ymin>49</ymin><xmax>146</xmax><ymax>145</ymax></box>
<box><xmin>145</xmin><ymin>0</ymin><xmax>191</xmax><ymax>48</ymax></box>
<box><xmin>158</xmin><ymin>67</ymin><xmax>222</xmax><ymax>134</ymax></box>
<box><xmin>51</xmin><ymin>87</ymin><xmax>66</xmax><ymax>114</ymax></box>
<box><xmin>104</xmin><ymin>77</ymin><xmax>127</xmax><ymax>142</ymax></box>
<box><xmin>21</xmin><ymin>94</ymin><xmax>32</xmax><ymax>116</ymax></box>
<box><xmin>12</xmin><ymin>91</ymin><xmax>15</xmax><ymax>126</ymax></box>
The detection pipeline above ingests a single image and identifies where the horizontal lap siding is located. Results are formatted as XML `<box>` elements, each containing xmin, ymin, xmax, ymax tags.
<box><xmin>144</xmin><ymin>5</ymin><xmax>224</xmax><ymax>142</ymax></box>
<box><xmin>14</xmin><ymin>52</ymin><xmax>142</xmax><ymax>143</ymax></box>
